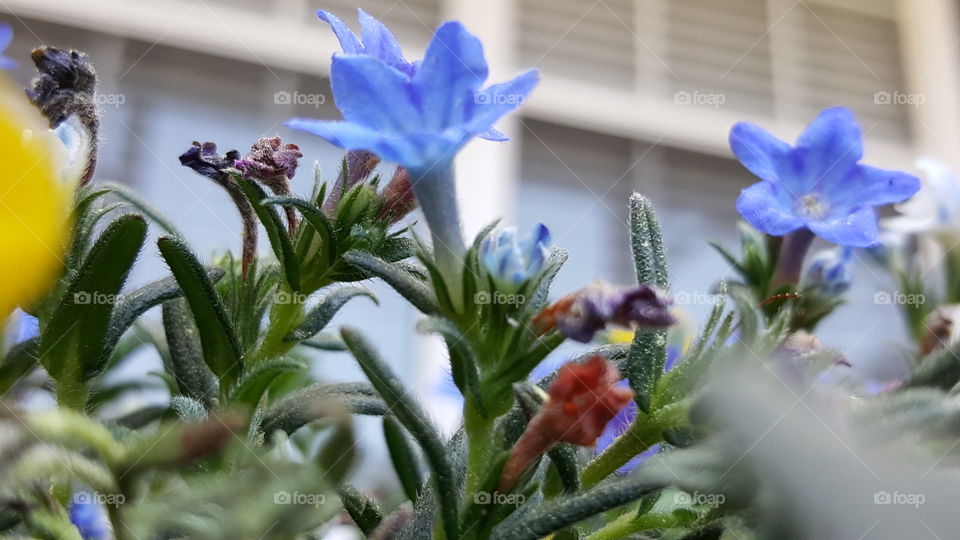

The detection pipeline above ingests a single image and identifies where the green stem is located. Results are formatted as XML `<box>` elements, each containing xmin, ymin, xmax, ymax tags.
<box><xmin>580</xmin><ymin>414</ymin><xmax>661</xmax><ymax>489</ymax></box>
<box><xmin>257</xmin><ymin>290</ymin><xmax>306</xmax><ymax>362</ymax></box>
<box><xmin>55</xmin><ymin>379</ymin><xmax>88</xmax><ymax>412</ymax></box>
<box><xmin>464</xmin><ymin>400</ymin><xmax>495</xmax><ymax>500</ymax></box>
<box><xmin>586</xmin><ymin>509</ymin><xmax>687</xmax><ymax>540</ymax></box>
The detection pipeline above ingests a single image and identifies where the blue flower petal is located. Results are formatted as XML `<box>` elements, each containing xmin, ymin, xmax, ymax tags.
<box><xmin>478</xmin><ymin>127</ymin><xmax>509</xmax><ymax>141</ymax></box>
<box><xmin>328</xmin><ymin>55</ymin><xmax>421</xmax><ymax>133</ymax></box>
<box><xmin>796</xmin><ymin>107</ymin><xmax>863</xmax><ymax>176</ymax></box>
<box><xmin>825</xmin><ymin>165</ymin><xmax>920</xmax><ymax>209</ymax></box>
<box><xmin>287</xmin><ymin>119</ymin><xmax>456</xmax><ymax>168</ymax></box>
<box><xmin>0</xmin><ymin>23</ymin><xmax>16</xmax><ymax>70</ymax></box>
<box><xmin>729</xmin><ymin>122</ymin><xmax>791</xmax><ymax>183</ymax></box>
<box><xmin>358</xmin><ymin>9</ymin><xmax>413</xmax><ymax>76</ymax></box>
<box><xmin>317</xmin><ymin>11</ymin><xmax>362</xmax><ymax>54</ymax></box>
<box><xmin>736</xmin><ymin>182</ymin><xmax>805</xmax><ymax>235</ymax></box>
<box><xmin>808</xmin><ymin>206</ymin><xmax>879</xmax><ymax>247</ymax></box>
<box><xmin>412</xmin><ymin>22</ymin><xmax>488</xmax><ymax>131</ymax></box>
<box><xmin>467</xmin><ymin>69</ymin><xmax>539</xmax><ymax>135</ymax></box>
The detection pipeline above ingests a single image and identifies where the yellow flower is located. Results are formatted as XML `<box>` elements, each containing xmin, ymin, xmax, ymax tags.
<box><xmin>0</xmin><ymin>78</ymin><xmax>70</xmax><ymax>318</ymax></box>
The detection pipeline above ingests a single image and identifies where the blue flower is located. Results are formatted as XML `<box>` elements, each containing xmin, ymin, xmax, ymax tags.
<box><xmin>288</xmin><ymin>12</ymin><xmax>538</xmax><ymax>300</ymax></box>
<box><xmin>595</xmin><ymin>346</ymin><xmax>680</xmax><ymax>474</ymax></box>
<box><xmin>15</xmin><ymin>310</ymin><xmax>38</xmax><ymax>342</ymax></box>
<box><xmin>730</xmin><ymin>107</ymin><xmax>920</xmax><ymax>247</ymax></box>
<box><xmin>0</xmin><ymin>23</ymin><xmax>16</xmax><ymax>70</ymax></box>
<box><xmin>481</xmin><ymin>224</ymin><xmax>550</xmax><ymax>290</ymax></box>
<box><xmin>316</xmin><ymin>9</ymin><xmax>415</xmax><ymax>77</ymax></box>
<box><xmin>69</xmin><ymin>494</ymin><xmax>111</xmax><ymax>540</ymax></box>
<box><xmin>803</xmin><ymin>246</ymin><xmax>853</xmax><ymax>295</ymax></box>
<box><xmin>287</xmin><ymin>14</ymin><xmax>537</xmax><ymax>171</ymax></box>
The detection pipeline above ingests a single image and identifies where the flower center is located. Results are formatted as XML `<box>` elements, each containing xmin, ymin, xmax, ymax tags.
<box><xmin>794</xmin><ymin>193</ymin><xmax>830</xmax><ymax>219</ymax></box>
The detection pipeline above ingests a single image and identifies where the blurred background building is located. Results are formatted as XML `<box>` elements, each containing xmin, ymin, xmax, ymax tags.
<box><xmin>3</xmin><ymin>0</ymin><xmax>959</xmax><ymax>482</ymax></box>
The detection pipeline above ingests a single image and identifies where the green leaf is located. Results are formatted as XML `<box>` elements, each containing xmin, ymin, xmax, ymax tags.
<box><xmin>342</xmin><ymin>251</ymin><xmax>438</xmax><ymax>314</ymax></box>
<box><xmin>300</xmin><ymin>333</ymin><xmax>347</xmax><ymax>351</ymax></box>
<box><xmin>314</xmin><ymin>404</ymin><xmax>356</xmax><ymax>485</ymax></box>
<box><xmin>340</xmin><ymin>327</ymin><xmax>460</xmax><ymax>540</ymax></box>
<box><xmin>227</xmin><ymin>356</ymin><xmax>308</xmax><ymax>406</ymax></box>
<box><xmin>158</xmin><ymin>236</ymin><xmax>243</xmax><ymax>389</ymax></box>
<box><xmin>263</xmin><ymin>196</ymin><xmax>336</xmax><ymax>267</ymax></box>
<box><xmin>100</xmin><ymin>181</ymin><xmax>183</xmax><ymax>237</ymax></box>
<box><xmin>338</xmin><ymin>484</ymin><xmax>384</xmax><ymax>535</ymax></box>
<box><xmin>416</xmin><ymin>317</ymin><xmax>485</xmax><ymax>415</ymax></box>
<box><xmin>0</xmin><ymin>338</ymin><xmax>39</xmax><ymax>395</ymax></box>
<box><xmin>380</xmin><ymin>235</ymin><xmax>416</xmax><ymax>262</ymax></box>
<box><xmin>237</xmin><ymin>178</ymin><xmax>301</xmax><ymax>291</ymax></box>
<box><xmin>41</xmin><ymin>214</ymin><xmax>147</xmax><ymax>386</ymax></box>
<box><xmin>161</xmin><ymin>298</ymin><xmax>218</xmax><ymax>406</ymax></box>
<box><xmin>547</xmin><ymin>443</ymin><xmax>581</xmax><ymax>495</ymax></box>
<box><xmin>629</xmin><ymin>193</ymin><xmax>670</xmax><ymax>290</ymax></box>
<box><xmin>286</xmin><ymin>286</ymin><xmax>378</xmax><ymax>342</ymax></box>
<box><xmin>102</xmin><ymin>269</ymin><xmax>226</xmax><ymax>372</ymax></box>
<box><xmin>907</xmin><ymin>340</ymin><xmax>960</xmax><ymax>390</ymax></box>
<box><xmin>383</xmin><ymin>415</ymin><xmax>425</xmax><ymax>502</ymax></box>
<box><xmin>493</xmin><ymin>475</ymin><xmax>661</xmax><ymax>539</ymax></box>
<box><xmin>626</xmin><ymin>194</ymin><xmax>671</xmax><ymax>413</ymax></box>
<box><xmin>260</xmin><ymin>382</ymin><xmax>388</xmax><ymax>435</ymax></box>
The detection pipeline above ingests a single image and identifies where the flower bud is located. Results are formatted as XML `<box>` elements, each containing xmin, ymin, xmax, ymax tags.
<box><xmin>235</xmin><ymin>137</ymin><xmax>303</xmax><ymax>235</ymax></box>
<box><xmin>323</xmin><ymin>149</ymin><xmax>381</xmax><ymax>215</ymax></box>
<box><xmin>499</xmin><ymin>357</ymin><xmax>632</xmax><ymax>492</ymax></box>
<box><xmin>481</xmin><ymin>224</ymin><xmax>550</xmax><ymax>292</ymax></box>
<box><xmin>179</xmin><ymin>141</ymin><xmax>256</xmax><ymax>276</ymax></box>
<box><xmin>534</xmin><ymin>282</ymin><xmax>676</xmax><ymax>343</ymax></box>
<box><xmin>28</xmin><ymin>47</ymin><xmax>99</xmax><ymax>185</ymax></box>
<box><xmin>179</xmin><ymin>141</ymin><xmax>240</xmax><ymax>179</ymax></box>
<box><xmin>803</xmin><ymin>246</ymin><xmax>853</xmax><ymax>295</ymax></box>
<box><xmin>234</xmin><ymin>137</ymin><xmax>302</xmax><ymax>190</ymax></box>
<box><xmin>377</xmin><ymin>166</ymin><xmax>417</xmax><ymax>223</ymax></box>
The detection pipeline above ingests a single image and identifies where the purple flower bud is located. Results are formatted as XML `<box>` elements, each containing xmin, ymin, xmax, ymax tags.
<box><xmin>178</xmin><ymin>141</ymin><xmax>240</xmax><ymax>180</ymax></box>
<box><xmin>28</xmin><ymin>46</ymin><xmax>99</xmax><ymax>185</ymax></box>
<box><xmin>28</xmin><ymin>47</ymin><xmax>96</xmax><ymax>128</ymax></box>
<box><xmin>534</xmin><ymin>282</ymin><xmax>676</xmax><ymax>343</ymax></box>
<box><xmin>179</xmin><ymin>141</ymin><xmax>256</xmax><ymax>277</ymax></box>
<box><xmin>234</xmin><ymin>136</ymin><xmax>303</xmax><ymax>191</ymax></box>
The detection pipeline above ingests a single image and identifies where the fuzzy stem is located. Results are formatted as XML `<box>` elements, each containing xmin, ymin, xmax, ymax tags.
<box><xmin>216</xmin><ymin>175</ymin><xmax>258</xmax><ymax>280</ymax></box>
<box><xmin>55</xmin><ymin>377</ymin><xmax>88</xmax><ymax>412</ymax></box>
<box><xmin>409</xmin><ymin>166</ymin><xmax>466</xmax><ymax>310</ymax></box>
<box><xmin>465</xmin><ymin>403</ymin><xmax>496</xmax><ymax>498</ymax></box>
<box><xmin>78</xmin><ymin>112</ymin><xmax>99</xmax><ymax>187</ymax></box>
<box><xmin>580</xmin><ymin>413</ymin><xmax>661</xmax><ymax>489</ymax></box>
<box><xmin>771</xmin><ymin>228</ymin><xmax>815</xmax><ymax>289</ymax></box>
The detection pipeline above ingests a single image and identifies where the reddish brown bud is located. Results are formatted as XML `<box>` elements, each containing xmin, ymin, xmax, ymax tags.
<box><xmin>377</xmin><ymin>167</ymin><xmax>417</xmax><ymax>223</ymax></box>
<box><xmin>178</xmin><ymin>414</ymin><xmax>243</xmax><ymax>463</ymax></box>
<box><xmin>498</xmin><ymin>357</ymin><xmax>632</xmax><ymax>492</ymax></box>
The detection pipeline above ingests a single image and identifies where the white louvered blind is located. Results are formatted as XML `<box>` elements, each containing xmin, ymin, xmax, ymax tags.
<box><xmin>666</xmin><ymin>0</ymin><xmax>775</xmax><ymax>115</ymax></box>
<box><xmin>519</xmin><ymin>0</ymin><xmax>635</xmax><ymax>90</ymax></box>
<box><xmin>777</xmin><ymin>0</ymin><xmax>910</xmax><ymax>141</ymax></box>
<box><xmin>517</xmin><ymin>0</ymin><xmax>910</xmax><ymax>143</ymax></box>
